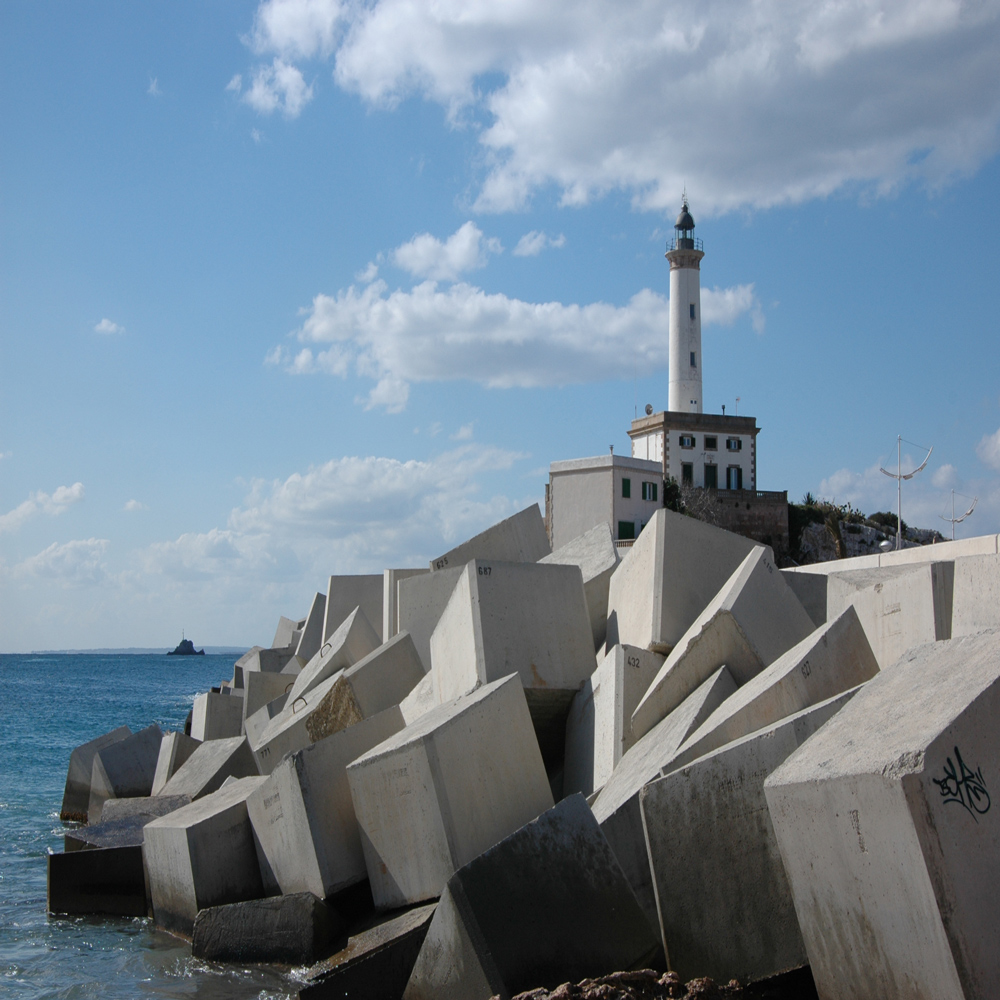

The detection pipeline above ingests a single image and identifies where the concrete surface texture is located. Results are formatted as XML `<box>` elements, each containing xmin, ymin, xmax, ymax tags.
<box><xmin>242</xmin><ymin>670</ymin><xmax>295</xmax><ymax>730</ymax></box>
<box><xmin>540</xmin><ymin>522</ymin><xmax>620</xmax><ymax>650</ymax></box>
<box><xmin>428</xmin><ymin>504</ymin><xmax>551</xmax><ymax>572</ymax></box>
<box><xmin>590</xmin><ymin>666</ymin><xmax>737</xmax><ymax>927</ymax></box>
<box><xmin>287</xmin><ymin>606</ymin><xmax>380</xmax><ymax>704</ymax></box>
<box><xmin>384</xmin><ymin>568</ymin><xmax>429</xmax><ymax>640</ymax></box>
<box><xmin>66</xmin><ymin>796</ymin><xmax>192</xmax><ymax>852</ymax></box>
<box><xmin>98</xmin><ymin>794</ymin><xmax>192</xmax><ymax>824</ymax></box>
<box><xmin>247</xmin><ymin>707</ymin><xmax>405</xmax><ymax>899</ymax></box>
<box><xmin>563</xmin><ymin>643</ymin><xmax>665</xmax><ymax>798</ymax></box>
<box><xmin>668</xmin><ymin>606</ymin><xmax>879</xmax><ymax>771</ymax></box>
<box><xmin>640</xmin><ymin>688</ymin><xmax>860</xmax><ymax>985</ymax></box>
<box><xmin>61</xmin><ymin>725</ymin><xmax>132</xmax><ymax>822</ymax></box>
<box><xmin>324</xmin><ymin>574</ymin><xmax>384</xmax><ymax>644</ymax></box>
<box><xmin>764</xmin><ymin>629</ymin><xmax>1000</xmax><ymax>1000</ymax></box>
<box><xmin>347</xmin><ymin>674</ymin><xmax>554</xmax><ymax>910</ymax></box>
<box><xmin>271</xmin><ymin>615</ymin><xmax>303</xmax><ymax>649</ymax></box>
<box><xmin>825</xmin><ymin>561</ymin><xmax>952</xmax><ymax>670</ymax></box>
<box><xmin>143</xmin><ymin>775</ymin><xmax>268</xmax><ymax>936</ymax></box>
<box><xmin>238</xmin><ymin>645</ymin><xmax>300</xmax><ymax>675</ymax></box>
<box><xmin>157</xmin><ymin>736</ymin><xmax>258</xmax><ymax>800</ymax></box>
<box><xmin>631</xmin><ymin>546</ymin><xmax>815</xmax><ymax>741</ymax></box>
<box><xmin>88</xmin><ymin>724</ymin><xmax>164</xmax><ymax>823</ymax></box>
<box><xmin>296</xmin><ymin>592</ymin><xmax>328</xmax><ymax>663</ymax></box>
<box><xmin>190</xmin><ymin>691</ymin><xmax>244</xmax><ymax>742</ymax></box>
<box><xmin>780</xmin><ymin>569</ymin><xmax>828</xmax><ymax>628</ymax></box>
<box><xmin>244</xmin><ymin>693</ymin><xmax>288</xmax><ymax>748</ymax></box>
<box><xmin>397</xmin><ymin>565</ymin><xmax>464</xmax><ymax>671</ymax></box>
<box><xmin>330</xmin><ymin>631</ymin><xmax>425</xmax><ymax>726</ymax></box>
<box><xmin>151</xmin><ymin>731</ymin><xmax>201</xmax><ymax>796</ymax></box>
<box><xmin>403</xmin><ymin>794</ymin><xmax>658</xmax><ymax>1000</ymax></box>
<box><xmin>605</xmin><ymin>508</ymin><xmax>760</xmax><ymax>655</ymax></box>
<box><xmin>951</xmin><ymin>553</ymin><xmax>1000</xmax><ymax>637</ymax></box>
<box><xmin>398</xmin><ymin>670</ymin><xmax>439</xmax><ymax>725</ymax></box>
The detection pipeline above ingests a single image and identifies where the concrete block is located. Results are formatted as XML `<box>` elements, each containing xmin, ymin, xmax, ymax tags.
<box><xmin>764</xmin><ymin>629</ymin><xmax>1000</xmax><ymax>1000</ymax></box>
<box><xmin>403</xmin><ymin>794</ymin><xmax>658</xmax><ymax>1000</ymax></box>
<box><xmin>825</xmin><ymin>561</ymin><xmax>953</xmax><ymax>669</ymax></box>
<box><xmin>191</xmin><ymin>892</ymin><xmax>343</xmax><ymax>965</ymax></box>
<box><xmin>540</xmin><ymin>521</ymin><xmax>620</xmax><ymax>650</ymax></box>
<box><xmin>143</xmin><ymin>775</ymin><xmax>267</xmax><ymax>936</ymax></box>
<box><xmin>244</xmin><ymin>692</ymin><xmax>288</xmax><ymax>748</ymax></box>
<box><xmin>248</xmin><ymin>708</ymin><xmax>406</xmax><ymax>898</ymax></box>
<box><xmin>640</xmin><ymin>688</ymin><xmax>859</xmax><ymax>985</ymax></box>
<box><xmin>287</xmin><ymin>606</ymin><xmax>380</xmax><ymax>704</ymax></box>
<box><xmin>399</xmin><ymin>670</ymin><xmax>439</xmax><ymax>724</ymax></box>
<box><xmin>668</xmin><ymin>606</ymin><xmax>879</xmax><ymax>771</ymax></box>
<box><xmin>325</xmin><ymin>574</ymin><xmax>384</xmax><ymax>643</ymax></box>
<box><xmin>60</xmin><ymin>724</ymin><xmax>132</xmax><ymax>822</ymax></box>
<box><xmin>157</xmin><ymin>735</ymin><xmax>258</xmax><ymax>799</ymax></box>
<box><xmin>563</xmin><ymin>643</ymin><xmax>664</xmax><ymax>798</ymax></box>
<box><xmin>242</xmin><ymin>669</ymin><xmax>294</xmax><ymax>730</ymax></box>
<box><xmin>429</xmin><ymin>504</ymin><xmax>551</xmax><ymax>571</ymax></box>
<box><xmin>347</xmin><ymin>674</ymin><xmax>554</xmax><ymax>910</ymax></box>
<box><xmin>591</xmin><ymin>666</ymin><xmax>736</xmax><ymax>926</ymax></box>
<box><xmin>430</xmin><ymin>559</ymin><xmax>596</xmax><ymax>765</ymax></box>
<box><xmin>398</xmin><ymin>565</ymin><xmax>464</xmax><ymax>671</ymax></box>
<box><xmin>296</xmin><ymin>591</ymin><xmax>328</xmax><ymax>663</ymax></box>
<box><xmin>879</xmin><ymin>532</ymin><xmax>998</xmax><ymax>567</ymax></box>
<box><xmin>605</xmin><ymin>508</ymin><xmax>759</xmax><ymax>655</ymax></box>
<box><xmin>271</xmin><ymin>615</ymin><xmax>303</xmax><ymax>649</ymax></box>
<box><xmin>65</xmin><ymin>796</ymin><xmax>192</xmax><ymax>852</ymax></box>
<box><xmin>235</xmin><ymin>645</ymin><xmax>264</xmax><ymax>671</ymax></box>
<box><xmin>631</xmin><ymin>546</ymin><xmax>815</xmax><ymax>741</ymax></box>
<box><xmin>97</xmin><ymin>794</ymin><xmax>193</xmax><ymax>824</ymax></box>
<box><xmin>47</xmin><ymin>846</ymin><xmax>148</xmax><ymax>917</ymax></box>
<box><xmin>239</xmin><ymin>645</ymin><xmax>300</xmax><ymax>674</ymax></box>
<box><xmin>190</xmin><ymin>691</ymin><xmax>244</xmax><ymax>741</ymax></box>
<box><xmin>299</xmin><ymin>904</ymin><xmax>436</xmax><ymax>1000</ymax></box>
<box><xmin>151</xmin><ymin>731</ymin><xmax>200</xmax><ymax>796</ymax></box>
<box><xmin>780</xmin><ymin>569</ymin><xmax>828</xmax><ymax>627</ymax></box>
<box><xmin>951</xmin><ymin>553</ymin><xmax>1000</xmax><ymax>637</ymax></box>
<box><xmin>384</xmin><ymin>568</ymin><xmax>430</xmax><ymax>639</ymax></box>
<box><xmin>88</xmin><ymin>724</ymin><xmax>163</xmax><ymax>823</ymax></box>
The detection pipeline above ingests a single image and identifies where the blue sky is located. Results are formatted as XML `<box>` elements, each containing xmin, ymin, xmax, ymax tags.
<box><xmin>3</xmin><ymin>0</ymin><xmax>1000</xmax><ymax>651</ymax></box>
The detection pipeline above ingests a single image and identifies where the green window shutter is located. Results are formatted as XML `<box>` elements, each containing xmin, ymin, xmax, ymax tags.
<box><xmin>622</xmin><ymin>478</ymin><xmax>631</xmax><ymax>499</ymax></box>
<box><xmin>618</xmin><ymin>520</ymin><xmax>635</xmax><ymax>540</ymax></box>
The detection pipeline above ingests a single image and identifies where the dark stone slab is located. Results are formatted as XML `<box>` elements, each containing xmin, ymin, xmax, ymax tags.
<box><xmin>47</xmin><ymin>846</ymin><xmax>147</xmax><ymax>917</ymax></box>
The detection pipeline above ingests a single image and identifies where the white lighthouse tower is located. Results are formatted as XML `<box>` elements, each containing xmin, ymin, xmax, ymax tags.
<box><xmin>667</xmin><ymin>199</ymin><xmax>704</xmax><ymax>413</ymax></box>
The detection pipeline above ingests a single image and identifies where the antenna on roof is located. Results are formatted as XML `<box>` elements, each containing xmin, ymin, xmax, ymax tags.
<box><xmin>879</xmin><ymin>435</ymin><xmax>932</xmax><ymax>551</ymax></box>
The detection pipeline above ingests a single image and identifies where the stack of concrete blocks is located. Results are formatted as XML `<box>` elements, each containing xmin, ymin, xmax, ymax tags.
<box><xmin>190</xmin><ymin>692</ymin><xmax>243</xmax><ymax>741</ymax></box>
<box><xmin>151</xmin><ymin>732</ymin><xmax>200</xmax><ymax>795</ymax></box>
<box><xmin>324</xmin><ymin>574</ymin><xmax>384</xmax><ymax>644</ymax></box>
<box><xmin>60</xmin><ymin>724</ymin><xmax>131</xmax><ymax>822</ymax></box>
<box><xmin>241</xmin><ymin>669</ymin><xmax>295</xmax><ymax>734</ymax></box>
<box><xmin>88</xmin><ymin>724</ymin><xmax>164</xmax><ymax>823</ymax></box>
<box><xmin>286</xmin><ymin>606</ymin><xmax>381</xmax><ymax>703</ymax></box>
<box><xmin>384</xmin><ymin>568</ymin><xmax>430</xmax><ymax>641</ymax></box>
<box><xmin>631</xmin><ymin>545</ymin><xmax>816</xmax><ymax>741</ymax></box>
<box><xmin>157</xmin><ymin>736</ymin><xmax>258</xmax><ymax>800</ymax></box>
<box><xmin>427</xmin><ymin>503</ymin><xmax>551</xmax><ymax>572</ymax></box>
<box><xmin>563</xmin><ymin>643</ymin><xmax>664</xmax><ymax>798</ymax></box>
<box><xmin>346</xmin><ymin>674</ymin><xmax>554</xmax><ymax>909</ymax></box>
<box><xmin>296</xmin><ymin>591</ymin><xmax>328</xmax><ymax>664</ymax></box>
<box><xmin>765</xmin><ymin>629</ymin><xmax>1000</xmax><ymax>1000</ymax></box>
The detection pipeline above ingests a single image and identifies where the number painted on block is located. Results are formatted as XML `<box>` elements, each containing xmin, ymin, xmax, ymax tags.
<box><xmin>478</xmin><ymin>565</ymin><xmax>492</xmax><ymax>576</ymax></box>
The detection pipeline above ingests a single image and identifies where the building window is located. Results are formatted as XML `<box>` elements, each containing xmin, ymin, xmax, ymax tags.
<box><xmin>679</xmin><ymin>435</ymin><xmax>695</xmax><ymax>449</ymax></box>
<box><xmin>681</xmin><ymin>463</ymin><xmax>693</xmax><ymax>487</ymax></box>
<box><xmin>641</xmin><ymin>481</ymin><xmax>658</xmax><ymax>502</ymax></box>
<box><xmin>726</xmin><ymin>437</ymin><xmax>742</xmax><ymax>451</ymax></box>
<box><xmin>618</xmin><ymin>520</ymin><xmax>636</xmax><ymax>540</ymax></box>
<box><xmin>705</xmin><ymin>436</ymin><xmax>717</xmax><ymax>451</ymax></box>
<box><xmin>621</xmin><ymin>477</ymin><xmax>631</xmax><ymax>499</ymax></box>
<box><xmin>689</xmin><ymin>303</ymin><xmax>696</xmax><ymax>320</ymax></box>
<box><xmin>704</xmin><ymin>464</ymin><xmax>718</xmax><ymax>489</ymax></box>
<box><xmin>690</xmin><ymin>351</ymin><xmax>697</xmax><ymax>368</ymax></box>
<box><xmin>727</xmin><ymin>466</ymin><xmax>743</xmax><ymax>490</ymax></box>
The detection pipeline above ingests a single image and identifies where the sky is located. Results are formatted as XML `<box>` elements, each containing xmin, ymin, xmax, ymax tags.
<box><xmin>3</xmin><ymin>0</ymin><xmax>1000</xmax><ymax>652</ymax></box>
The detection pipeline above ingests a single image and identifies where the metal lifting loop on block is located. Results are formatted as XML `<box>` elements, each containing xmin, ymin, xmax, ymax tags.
<box><xmin>291</xmin><ymin>695</ymin><xmax>307</xmax><ymax>714</ymax></box>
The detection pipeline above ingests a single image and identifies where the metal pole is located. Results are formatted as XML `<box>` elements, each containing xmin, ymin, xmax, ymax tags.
<box><xmin>897</xmin><ymin>435</ymin><xmax>902</xmax><ymax>551</ymax></box>
<box><xmin>952</xmin><ymin>489</ymin><xmax>956</xmax><ymax>541</ymax></box>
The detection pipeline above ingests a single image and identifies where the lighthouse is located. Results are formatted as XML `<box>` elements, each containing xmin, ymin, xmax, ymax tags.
<box><xmin>667</xmin><ymin>199</ymin><xmax>704</xmax><ymax>413</ymax></box>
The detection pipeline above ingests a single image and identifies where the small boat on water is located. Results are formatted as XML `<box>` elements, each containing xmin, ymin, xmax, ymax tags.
<box><xmin>167</xmin><ymin>635</ymin><xmax>205</xmax><ymax>656</ymax></box>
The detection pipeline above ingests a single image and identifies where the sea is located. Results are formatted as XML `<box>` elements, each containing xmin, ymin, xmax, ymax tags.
<box><xmin>0</xmin><ymin>653</ymin><xmax>304</xmax><ymax>1000</ymax></box>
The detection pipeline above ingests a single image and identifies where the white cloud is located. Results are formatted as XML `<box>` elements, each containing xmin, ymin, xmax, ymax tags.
<box><xmin>14</xmin><ymin>538</ymin><xmax>108</xmax><ymax>585</ymax></box>
<box><xmin>148</xmin><ymin>77</ymin><xmax>161</xmax><ymax>97</ymax></box>
<box><xmin>976</xmin><ymin>427</ymin><xmax>1000</xmax><ymax>471</ymax></box>
<box><xmin>244</xmin><ymin>58</ymin><xmax>314</xmax><ymax>117</ymax></box>
<box><xmin>251</xmin><ymin>127</ymin><xmax>263</xmax><ymax>144</ymax></box>
<box><xmin>451</xmin><ymin>423</ymin><xmax>474</xmax><ymax>440</ymax></box>
<box><xmin>268</xmin><ymin>276</ymin><xmax>761</xmax><ymax>407</ymax></box>
<box><xmin>124</xmin><ymin>499</ymin><xmax>148</xmax><ymax>512</ymax></box>
<box><xmin>243</xmin><ymin>0</ymin><xmax>1000</xmax><ymax>214</ymax></box>
<box><xmin>0</xmin><ymin>482</ymin><xmax>85</xmax><ymax>534</ymax></box>
<box><xmin>392</xmin><ymin>222</ymin><xmax>502</xmax><ymax>281</ymax></box>
<box><xmin>932</xmin><ymin>463</ymin><xmax>957</xmax><ymax>488</ymax></box>
<box><xmin>356</xmin><ymin>261</ymin><xmax>379</xmax><ymax>283</ymax></box>
<box><xmin>94</xmin><ymin>318</ymin><xmax>124</xmax><ymax>335</ymax></box>
<box><xmin>513</xmin><ymin>231</ymin><xmax>566</xmax><ymax>256</ymax></box>
<box><xmin>227</xmin><ymin>73</ymin><xmax>243</xmax><ymax>93</ymax></box>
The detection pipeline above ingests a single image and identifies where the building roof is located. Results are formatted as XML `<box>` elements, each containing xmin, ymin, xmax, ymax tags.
<box><xmin>549</xmin><ymin>454</ymin><xmax>661</xmax><ymax>475</ymax></box>
<box><xmin>628</xmin><ymin>410</ymin><xmax>759</xmax><ymax>437</ymax></box>
<box><xmin>675</xmin><ymin>202</ymin><xmax>695</xmax><ymax>230</ymax></box>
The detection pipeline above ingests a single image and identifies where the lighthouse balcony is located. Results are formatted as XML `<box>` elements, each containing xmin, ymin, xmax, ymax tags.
<box><xmin>666</xmin><ymin>236</ymin><xmax>703</xmax><ymax>252</ymax></box>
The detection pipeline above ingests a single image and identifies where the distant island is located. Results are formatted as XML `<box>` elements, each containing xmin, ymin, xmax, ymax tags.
<box><xmin>168</xmin><ymin>638</ymin><xmax>205</xmax><ymax>656</ymax></box>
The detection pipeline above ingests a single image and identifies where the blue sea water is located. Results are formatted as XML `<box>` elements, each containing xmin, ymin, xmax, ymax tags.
<box><xmin>0</xmin><ymin>653</ymin><xmax>301</xmax><ymax>999</ymax></box>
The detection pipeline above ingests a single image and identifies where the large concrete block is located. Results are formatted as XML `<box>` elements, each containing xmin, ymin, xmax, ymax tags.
<box><xmin>157</xmin><ymin>735</ymin><xmax>258</xmax><ymax>799</ymax></box>
<box><xmin>384</xmin><ymin>568</ymin><xmax>430</xmax><ymax>639</ymax></box>
<box><xmin>429</xmin><ymin>504</ymin><xmax>551</xmax><ymax>571</ymax></box>
<box><xmin>190</xmin><ymin>691</ymin><xmax>244</xmax><ymax>741</ymax></box>
<box><xmin>563</xmin><ymin>643</ymin><xmax>664</xmax><ymax>798</ymax></box>
<box><xmin>248</xmin><ymin>708</ymin><xmax>405</xmax><ymax>899</ymax></box>
<box><xmin>430</xmin><ymin>559</ymin><xmax>596</xmax><ymax>765</ymax></box>
<box><xmin>324</xmin><ymin>573</ymin><xmax>385</xmax><ymax>643</ymax></box>
<box><xmin>88</xmin><ymin>724</ymin><xmax>163</xmax><ymax>823</ymax></box>
<box><xmin>296</xmin><ymin>591</ymin><xmax>328</xmax><ymax>663</ymax></box>
<box><xmin>591</xmin><ymin>666</ymin><xmax>736</xmax><ymax>926</ymax></box>
<box><xmin>399</xmin><ymin>670</ymin><xmax>439</xmax><ymax>724</ymax></box>
<box><xmin>151</xmin><ymin>731</ymin><xmax>200</xmax><ymax>796</ymax></box>
<box><xmin>825</xmin><ymin>561</ymin><xmax>953</xmax><ymax>669</ymax></box>
<box><xmin>96</xmin><ymin>794</ymin><xmax>192</xmax><ymax>826</ymax></box>
<box><xmin>764</xmin><ymin>630</ymin><xmax>1000</xmax><ymax>1000</ymax></box>
<box><xmin>287</xmin><ymin>606</ymin><xmax>380</xmax><ymax>704</ymax></box>
<box><xmin>47</xmin><ymin>846</ymin><xmax>148</xmax><ymax>917</ymax></box>
<box><xmin>244</xmin><ymin>692</ymin><xmax>288</xmax><ymax>748</ymax></box>
<box><xmin>271</xmin><ymin>614</ymin><xmax>304</xmax><ymax>649</ymax></box>
<box><xmin>880</xmin><ymin>533</ymin><xmax>998</xmax><ymax>567</ymax></box>
<box><xmin>605</xmin><ymin>508</ymin><xmax>759</xmax><ymax>656</ymax></box>
<box><xmin>952</xmin><ymin>553</ymin><xmax>1000</xmax><ymax>637</ymax></box>
<box><xmin>242</xmin><ymin>669</ymin><xmax>294</xmax><ymax>731</ymax></box>
<box><xmin>143</xmin><ymin>775</ymin><xmax>267</xmax><ymax>936</ymax></box>
<box><xmin>191</xmin><ymin>892</ymin><xmax>343</xmax><ymax>965</ymax></box>
<box><xmin>239</xmin><ymin>645</ymin><xmax>300</xmax><ymax>675</ymax></box>
<box><xmin>631</xmin><ymin>546</ymin><xmax>815</xmax><ymax>741</ymax></box>
<box><xmin>397</xmin><ymin>565</ymin><xmax>464</xmax><ymax>671</ymax></box>
<box><xmin>780</xmin><ymin>569</ymin><xmax>828</xmax><ymax>627</ymax></box>
<box><xmin>640</xmin><ymin>689</ymin><xmax>859</xmax><ymax>985</ymax></box>
<box><xmin>61</xmin><ymin>724</ymin><xmax>132</xmax><ymax>822</ymax></box>
<box><xmin>668</xmin><ymin>606</ymin><xmax>879</xmax><ymax>772</ymax></box>
<box><xmin>403</xmin><ymin>794</ymin><xmax>658</xmax><ymax>1000</ymax></box>
<box><xmin>540</xmin><ymin>521</ymin><xmax>620</xmax><ymax>650</ymax></box>
<box><xmin>347</xmin><ymin>674</ymin><xmax>554</xmax><ymax>910</ymax></box>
